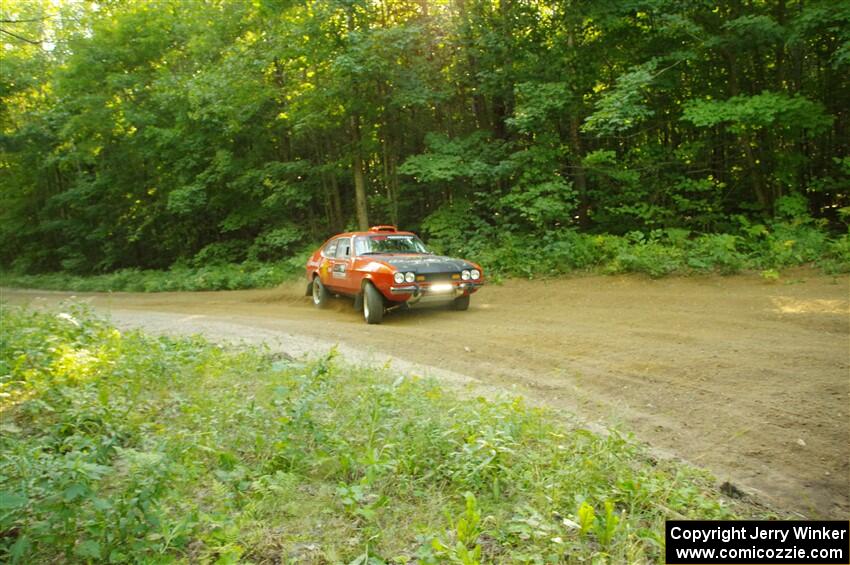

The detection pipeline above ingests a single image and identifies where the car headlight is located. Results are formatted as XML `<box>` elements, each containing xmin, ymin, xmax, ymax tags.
<box><xmin>393</xmin><ymin>272</ymin><xmax>404</xmax><ymax>284</ymax></box>
<box><xmin>471</xmin><ymin>269</ymin><xmax>480</xmax><ymax>280</ymax></box>
<box><xmin>461</xmin><ymin>270</ymin><xmax>470</xmax><ymax>280</ymax></box>
<box><xmin>405</xmin><ymin>272</ymin><xmax>415</xmax><ymax>283</ymax></box>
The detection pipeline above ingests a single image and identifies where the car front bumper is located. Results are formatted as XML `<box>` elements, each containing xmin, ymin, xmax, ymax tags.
<box><xmin>389</xmin><ymin>282</ymin><xmax>483</xmax><ymax>301</ymax></box>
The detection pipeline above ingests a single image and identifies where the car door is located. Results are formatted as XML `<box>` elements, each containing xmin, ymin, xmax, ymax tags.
<box><xmin>329</xmin><ymin>237</ymin><xmax>355</xmax><ymax>294</ymax></box>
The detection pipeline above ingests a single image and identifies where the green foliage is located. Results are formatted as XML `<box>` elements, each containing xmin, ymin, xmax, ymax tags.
<box><xmin>774</xmin><ymin>194</ymin><xmax>810</xmax><ymax>220</ymax></box>
<box><xmin>0</xmin><ymin>258</ymin><xmax>308</xmax><ymax>292</ymax></box>
<box><xmin>577</xmin><ymin>501</ymin><xmax>596</xmax><ymax>536</ymax></box>
<box><xmin>247</xmin><ymin>225</ymin><xmax>304</xmax><ymax>262</ymax></box>
<box><xmin>509</xmin><ymin>82</ymin><xmax>570</xmax><ymax>134</ymax></box>
<box><xmin>399</xmin><ymin>132</ymin><xmax>507</xmax><ymax>187</ymax></box>
<box><xmin>611</xmin><ymin>237</ymin><xmax>687</xmax><ymax>278</ymax></box>
<box><xmin>421</xmin><ymin>199</ymin><xmax>488</xmax><ymax>255</ymax></box>
<box><xmin>1</xmin><ymin>0</ymin><xmax>848</xmax><ymax>278</ymax></box>
<box><xmin>821</xmin><ymin>235</ymin><xmax>850</xmax><ymax>274</ymax></box>
<box><xmin>1</xmin><ymin>306</ymin><xmax>754</xmax><ymax>563</ymax></box>
<box><xmin>583</xmin><ymin>60</ymin><xmax>658</xmax><ymax>135</ymax></box>
<box><xmin>166</xmin><ymin>184</ymin><xmax>207</xmax><ymax>216</ymax></box>
<box><xmin>687</xmin><ymin>234</ymin><xmax>746</xmax><ymax>274</ymax></box>
<box><xmin>422</xmin><ymin>222</ymin><xmax>847</xmax><ymax>279</ymax></box>
<box><xmin>682</xmin><ymin>92</ymin><xmax>832</xmax><ymax>134</ymax></box>
<box><xmin>427</xmin><ymin>493</ymin><xmax>483</xmax><ymax>565</ymax></box>
<box><xmin>500</xmin><ymin>143</ymin><xmax>578</xmax><ymax>230</ymax></box>
<box><xmin>4</xmin><ymin>220</ymin><xmax>846</xmax><ymax>293</ymax></box>
<box><xmin>191</xmin><ymin>241</ymin><xmax>248</xmax><ymax>266</ymax></box>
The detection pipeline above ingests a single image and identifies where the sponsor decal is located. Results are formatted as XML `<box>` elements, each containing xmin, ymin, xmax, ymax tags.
<box><xmin>332</xmin><ymin>262</ymin><xmax>347</xmax><ymax>279</ymax></box>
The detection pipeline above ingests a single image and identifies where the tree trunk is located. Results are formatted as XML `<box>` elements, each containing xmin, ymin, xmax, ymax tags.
<box><xmin>381</xmin><ymin>134</ymin><xmax>399</xmax><ymax>225</ymax></box>
<box><xmin>566</xmin><ymin>21</ymin><xmax>589</xmax><ymax>227</ymax></box>
<box><xmin>725</xmin><ymin>48</ymin><xmax>769</xmax><ymax>211</ymax></box>
<box><xmin>569</xmin><ymin>114</ymin><xmax>590</xmax><ymax>228</ymax></box>
<box><xmin>350</xmin><ymin>115</ymin><xmax>369</xmax><ymax>230</ymax></box>
<box><xmin>323</xmin><ymin>137</ymin><xmax>345</xmax><ymax>230</ymax></box>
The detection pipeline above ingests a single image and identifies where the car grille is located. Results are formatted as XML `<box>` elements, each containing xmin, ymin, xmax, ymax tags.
<box><xmin>422</xmin><ymin>272</ymin><xmax>457</xmax><ymax>282</ymax></box>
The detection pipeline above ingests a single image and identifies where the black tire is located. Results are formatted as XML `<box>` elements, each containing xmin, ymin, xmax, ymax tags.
<box><xmin>363</xmin><ymin>282</ymin><xmax>384</xmax><ymax>324</ymax></box>
<box><xmin>312</xmin><ymin>276</ymin><xmax>329</xmax><ymax>308</ymax></box>
<box><xmin>452</xmin><ymin>294</ymin><xmax>470</xmax><ymax>311</ymax></box>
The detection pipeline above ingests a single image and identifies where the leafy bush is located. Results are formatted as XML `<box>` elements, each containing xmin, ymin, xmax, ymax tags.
<box><xmin>2</xmin><ymin>223</ymin><xmax>846</xmax><ymax>294</ymax></box>
<box><xmin>247</xmin><ymin>225</ymin><xmax>304</xmax><ymax>262</ymax></box>
<box><xmin>0</xmin><ymin>255</ymin><xmax>310</xmax><ymax>293</ymax></box>
<box><xmin>738</xmin><ymin>220</ymin><xmax>830</xmax><ymax>269</ymax></box>
<box><xmin>0</xmin><ymin>307</ymin><xmax>755</xmax><ymax>563</ymax></box>
<box><xmin>541</xmin><ymin>231</ymin><xmax>600</xmax><ymax>272</ymax></box>
<box><xmin>420</xmin><ymin>221</ymin><xmax>846</xmax><ymax>279</ymax></box>
<box><xmin>421</xmin><ymin>199</ymin><xmax>486</xmax><ymax>254</ymax></box>
<box><xmin>686</xmin><ymin>234</ymin><xmax>746</xmax><ymax>274</ymax></box>
<box><xmin>613</xmin><ymin>241</ymin><xmax>686</xmax><ymax>278</ymax></box>
<box><xmin>819</xmin><ymin>234</ymin><xmax>850</xmax><ymax>274</ymax></box>
<box><xmin>192</xmin><ymin>241</ymin><xmax>249</xmax><ymax>266</ymax></box>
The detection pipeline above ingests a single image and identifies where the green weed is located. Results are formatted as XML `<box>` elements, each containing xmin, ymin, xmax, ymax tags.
<box><xmin>428</xmin><ymin>222</ymin><xmax>849</xmax><ymax>279</ymax></box>
<box><xmin>1</xmin><ymin>306</ymin><xmax>761</xmax><ymax>562</ymax></box>
<box><xmin>3</xmin><ymin>223</ymin><xmax>848</xmax><ymax>293</ymax></box>
<box><xmin>0</xmin><ymin>257</ymin><xmax>307</xmax><ymax>293</ymax></box>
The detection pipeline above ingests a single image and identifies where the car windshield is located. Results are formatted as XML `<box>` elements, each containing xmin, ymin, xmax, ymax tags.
<box><xmin>355</xmin><ymin>235</ymin><xmax>429</xmax><ymax>255</ymax></box>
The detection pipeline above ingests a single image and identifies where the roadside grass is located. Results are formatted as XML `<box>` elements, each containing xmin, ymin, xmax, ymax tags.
<box><xmin>2</xmin><ymin>223</ymin><xmax>848</xmax><ymax>293</ymax></box>
<box><xmin>434</xmin><ymin>223</ymin><xmax>850</xmax><ymax>280</ymax></box>
<box><xmin>0</xmin><ymin>260</ymin><xmax>299</xmax><ymax>293</ymax></box>
<box><xmin>0</xmin><ymin>305</ymin><xmax>763</xmax><ymax>563</ymax></box>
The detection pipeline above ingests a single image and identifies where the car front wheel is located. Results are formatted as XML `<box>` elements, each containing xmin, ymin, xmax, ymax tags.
<box><xmin>363</xmin><ymin>282</ymin><xmax>384</xmax><ymax>324</ymax></box>
<box><xmin>312</xmin><ymin>277</ymin><xmax>329</xmax><ymax>308</ymax></box>
<box><xmin>452</xmin><ymin>294</ymin><xmax>470</xmax><ymax>311</ymax></box>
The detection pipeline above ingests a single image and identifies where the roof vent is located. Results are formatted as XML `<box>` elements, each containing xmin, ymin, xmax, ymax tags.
<box><xmin>369</xmin><ymin>225</ymin><xmax>397</xmax><ymax>232</ymax></box>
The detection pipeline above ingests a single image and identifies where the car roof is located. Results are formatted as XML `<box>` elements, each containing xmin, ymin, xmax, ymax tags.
<box><xmin>327</xmin><ymin>226</ymin><xmax>417</xmax><ymax>239</ymax></box>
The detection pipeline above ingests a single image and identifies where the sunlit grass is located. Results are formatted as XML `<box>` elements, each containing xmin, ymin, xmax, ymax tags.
<box><xmin>0</xmin><ymin>260</ymin><xmax>301</xmax><ymax>293</ymax></box>
<box><xmin>0</xmin><ymin>305</ymin><xmax>764</xmax><ymax>563</ymax></box>
<box><xmin>3</xmin><ymin>226</ymin><xmax>847</xmax><ymax>295</ymax></box>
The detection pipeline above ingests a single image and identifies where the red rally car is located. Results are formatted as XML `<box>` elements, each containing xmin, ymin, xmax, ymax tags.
<box><xmin>305</xmin><ymin>225</ymin><xmax>484</xmax><ymax>324</ymax></box>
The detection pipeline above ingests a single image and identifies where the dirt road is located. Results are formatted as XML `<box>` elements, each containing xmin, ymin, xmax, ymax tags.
<box><xmin>4</xmin><ymin>270</ymin><xmax>849</xmax><ymax>518</ymax></box>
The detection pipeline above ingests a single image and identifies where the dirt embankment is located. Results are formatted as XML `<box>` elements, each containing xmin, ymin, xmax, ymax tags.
<box><xmin>4</xmin><ymin>269</ymin><xmax>848</xmax><ymax>518</ymax></box>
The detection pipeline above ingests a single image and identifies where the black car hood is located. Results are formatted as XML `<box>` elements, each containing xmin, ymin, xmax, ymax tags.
<box><xmin>367</xmin><ymin>254</ymin><xmax>473</xmax><ymax>273</ymax></box>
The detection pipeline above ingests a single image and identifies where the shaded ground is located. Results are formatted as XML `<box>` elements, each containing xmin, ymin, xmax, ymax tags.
<box><xmin>3</xmin><ymin>269</ymin><xmax>848</xmax><ymax>518</ymax></box>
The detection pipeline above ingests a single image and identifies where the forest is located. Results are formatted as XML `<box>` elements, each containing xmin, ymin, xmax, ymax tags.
<box><xmin>1</xmin><ymin>0</ymin><xmax>849</xmax><ymax>279</ymax></box>
<box><xmin>2</xmin><ymin>3</ymin><xmax>850</xmax><ymax>562</ymax></box>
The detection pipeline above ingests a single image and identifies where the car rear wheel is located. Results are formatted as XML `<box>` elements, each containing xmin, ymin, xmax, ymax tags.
<box><xmin>363</xmin><ymin>282</ymin><xmax>384</xmax><ymax>324</ymax></box>
<box><xmin>452</xmin><ymin>294</ymin><xmax>470</xmax><ymax>311</ymax></box>
<box><xmin>312</xmin><ymin>277</ymin><xmax>329</xmax><ymax>308</ymax></box>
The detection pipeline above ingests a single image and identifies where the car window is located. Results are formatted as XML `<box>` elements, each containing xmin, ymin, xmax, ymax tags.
<box><xmin>335</xmin><ymin>237</ymin><xmax>351</xmax><ymax>259</ymax></box>
<box><xmin>357</xmin><ymin>235</ymin><xmax>429</xmax><ymax>254</ymax></box>
<box><xmin>323</xmin><ymin>239</ymin><xmax>338</xmax><ymax>257</ymax></box>
<box><xmin>354</xmin><ymin>237</ymin><xmax>369</xmax><ymax>256</ymax></box>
